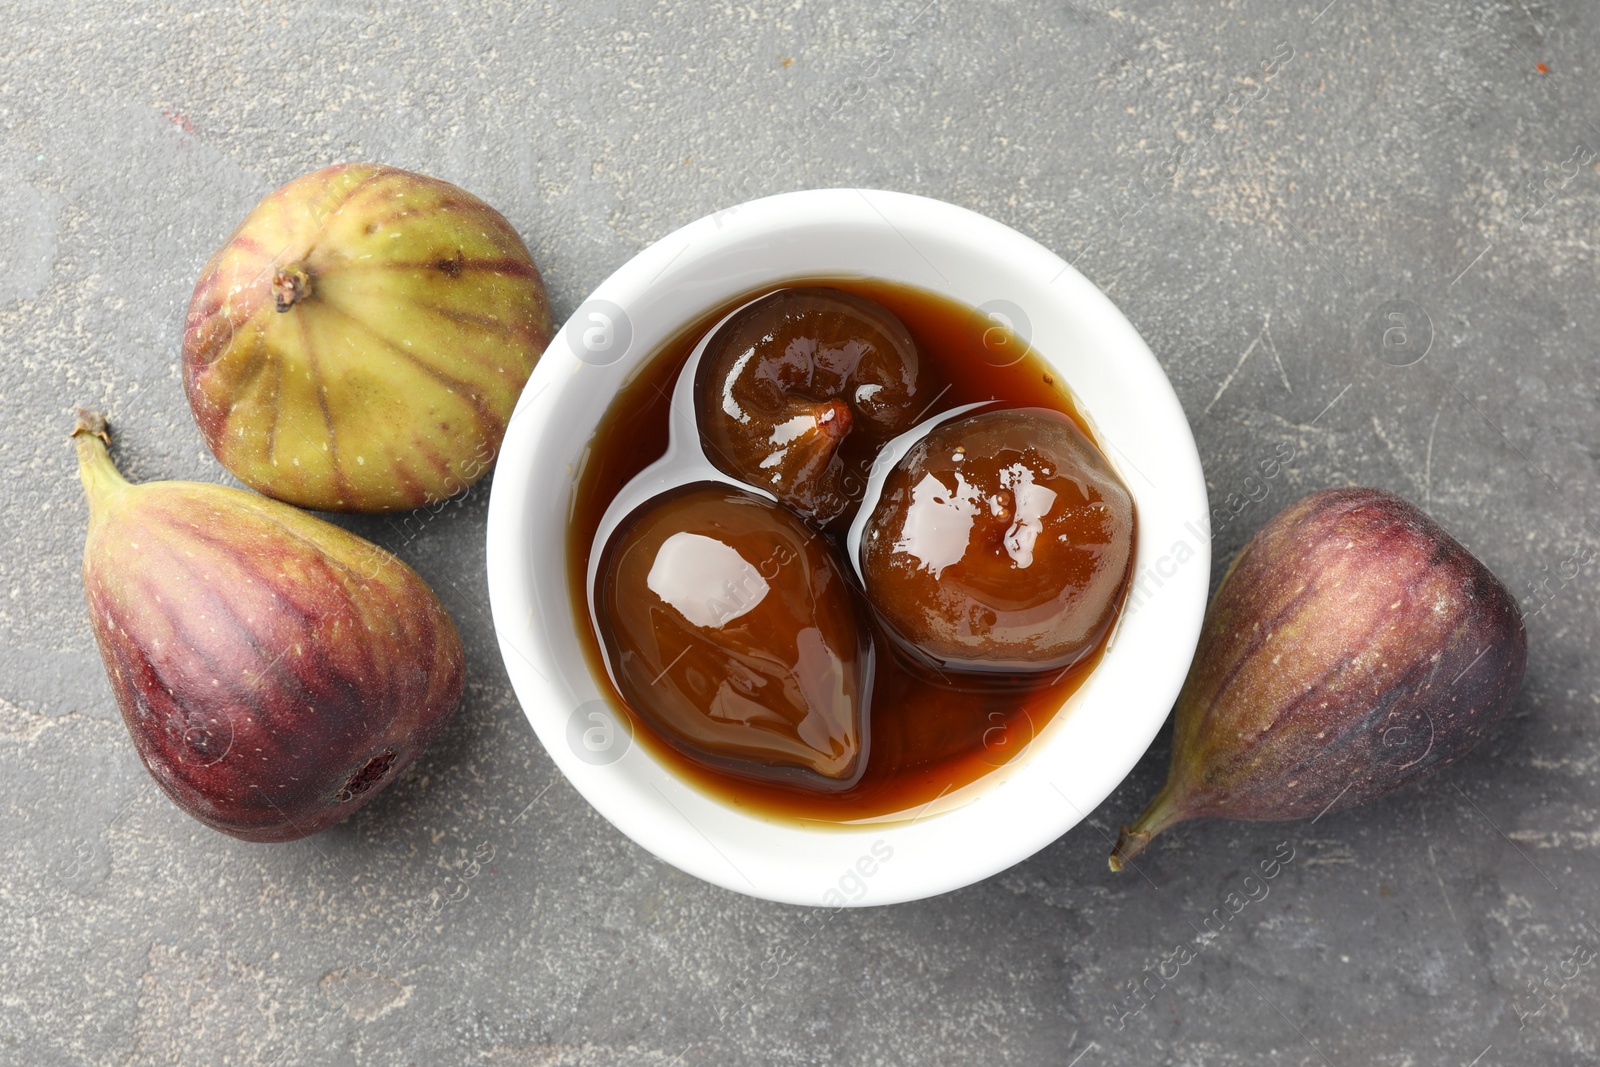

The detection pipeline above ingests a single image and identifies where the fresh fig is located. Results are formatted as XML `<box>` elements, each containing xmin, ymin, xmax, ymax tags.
<box><xmin>1110</xmin><ymin>487</ymin><xmax>1526</xmax><ymax>870</ymax></box>
<box><xmin>183</xmin><ymin>162</ymin><xmax>553</xmax><ymax>513</ymax></box>
<box><xmin>73</xmin><ymin>410</ymin><xmax>464</xmax><ymax>841</ymax></box>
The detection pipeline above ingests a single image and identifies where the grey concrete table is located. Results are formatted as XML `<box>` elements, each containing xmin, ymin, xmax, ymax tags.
<box><xmin>3</xmin><ymin>2</ymin><xmax>1597</xmax><ymax>1064</ymax></box>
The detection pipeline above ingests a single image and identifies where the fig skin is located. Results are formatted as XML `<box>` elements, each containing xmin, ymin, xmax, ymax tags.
<box><xmin>183</xmin><ymin>162</ymin><xmax>553</xmax><ymax>513</ymax></box>
<box><xmin>596</xmin><ymin>482</ymin><xmax>871</xmax><ymax>786</ymax></box>
<box><xmin>73</xmin><ymin>410</ymin><xmax>464</xmax><ymax>842</ymax></box>
<box><xmin>860</xmin><ymin>408</ymin><xmax>1135</xmax><ymax>674</ymax></box>
<box><xmin>1110</xmin><ymin>488</ymin><xmax>1526</xmax><ymax>870</ymax></box>
<box><xmin>694</xmin><ymin>287</ymin><xmax>922</xmax><ymax>526</ymax></box>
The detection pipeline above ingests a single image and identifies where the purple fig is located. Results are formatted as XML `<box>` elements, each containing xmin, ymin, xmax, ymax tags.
<box><xmin>73</xmin><ymin>410</ymin><xmax>464</xmax><ymax>842</ymax></box>
<box><xmin>1110</xmin><ymin>487</ymin><xmax>1526</xmax><ymax>871</ymax></box>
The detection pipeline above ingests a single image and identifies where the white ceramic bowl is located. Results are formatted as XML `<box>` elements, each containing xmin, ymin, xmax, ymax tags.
<box><xmin>486</xmin><ymin>189</ymin><xmax>1208</xmax><ymax>906</ymax></box>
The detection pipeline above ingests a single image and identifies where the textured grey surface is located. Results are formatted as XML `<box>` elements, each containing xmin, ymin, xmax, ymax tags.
<box><xmin>2</xmin><ymin>1</ymin><xmax>1598</xmax><ymax>1064</ymax></box>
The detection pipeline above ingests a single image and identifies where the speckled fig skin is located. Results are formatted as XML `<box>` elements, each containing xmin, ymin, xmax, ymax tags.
<box><xmin>73</xmin><ymin>411</ymin><xmax>464</xmax><ymax>842</ymax></box>
<box><xmin>183</xmin><ymin>162</ymin><xmax>552</xmax><ymax>512</ymax></box>
<box><xmin>1111</xmin><ymin>487</ymin><xmax>1526</xmax><ymax>870</ymax></box>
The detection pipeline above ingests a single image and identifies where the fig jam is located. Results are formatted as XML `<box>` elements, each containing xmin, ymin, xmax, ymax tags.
<box><xmin>568</xmin><ymin>278</ymin><xmax>1135</xmax><ymax>824</ymax></box>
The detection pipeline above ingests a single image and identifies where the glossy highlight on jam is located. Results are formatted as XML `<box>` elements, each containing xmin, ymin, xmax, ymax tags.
<box><xmin>572</xmin><ymin>280</ymin><xmax>1136</xmax><ymax>823</ymax></box>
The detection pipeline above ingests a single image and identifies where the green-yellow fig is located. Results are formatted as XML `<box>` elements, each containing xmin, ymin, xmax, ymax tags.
<box><xmin>1110</xmin><ymin>488</ymin><xmax>1526</xmax><ymax>870</ymax></box>
<box><xmin>182</xmin><ymin>163</ymin><xmax>552</xmax><ymax>512</ymax></box>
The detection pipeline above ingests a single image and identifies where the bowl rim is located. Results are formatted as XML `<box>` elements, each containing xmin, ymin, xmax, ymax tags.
<box><xmin>485</xmin><ymin>188</ymin><xmax>1209</xmax><ymax>906</ymax></box>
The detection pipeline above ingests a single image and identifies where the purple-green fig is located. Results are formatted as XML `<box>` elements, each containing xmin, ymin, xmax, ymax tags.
<box><xmin>1110</xmin><ymin>487</ymin><xmax>1526</xmax><ymax>871</ymax></box>
<box><xmin>73</xmin><ymin>410</ymin><xmax>464</xmax><ymax>842</ymax></box>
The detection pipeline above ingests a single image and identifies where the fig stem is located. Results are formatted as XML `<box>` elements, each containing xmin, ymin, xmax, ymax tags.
<box><xmin>817</xmin><ymin>397</ymin><xmax>853</xmax><ymax>441</ymax></box>
<box><xmin>1108</xmin><ymin>780</ymin><xmax>1185</xmax><ymax>873</ymax></box>
<box><xmin>271</xmin><ymin>265</ymin><xmax>313</xmax><ymax>311</ymax></box>
<box><xmin>71</xmin><ymin>407</ymin><xmax>129</xmax><ymax>506</ymax></box>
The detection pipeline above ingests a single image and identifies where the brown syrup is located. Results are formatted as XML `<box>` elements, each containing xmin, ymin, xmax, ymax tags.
<box><xmin>566</xmin><ymin>277</ymin><xmax>1133</xmax><ymax>825</ymax></box>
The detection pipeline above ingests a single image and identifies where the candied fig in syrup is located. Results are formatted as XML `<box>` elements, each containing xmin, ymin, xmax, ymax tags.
<box><xmin>694</xmin><ymin>288</ymin><xmax>922</xmax><ymax>525</ymax></box>
<box><xmin>596</xmin><ymin>483</ymin><xmax>871</xmax><ymax>784</ymax></box>
<box><xmin>859</xmin><ymin>408</ymin><xmax>1135</xmax><ymax>674</ymax></box>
